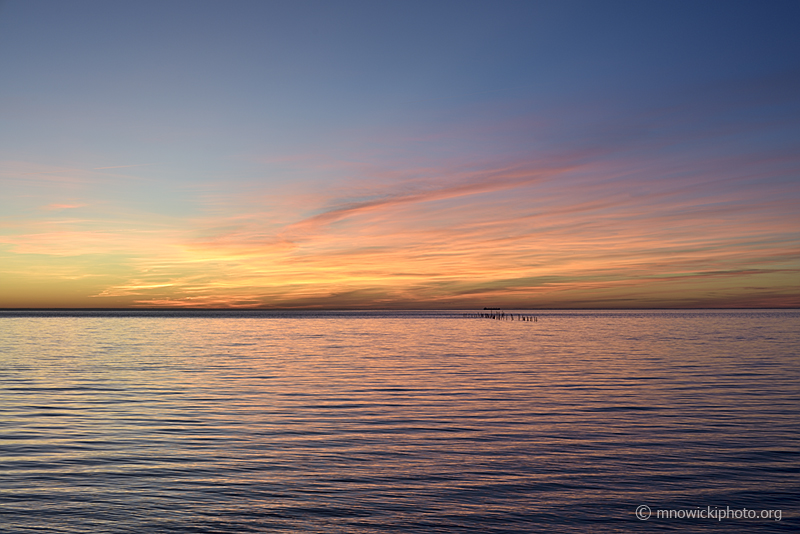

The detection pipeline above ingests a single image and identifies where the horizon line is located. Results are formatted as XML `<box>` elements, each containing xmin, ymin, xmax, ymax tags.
<box><xmin>1</xmin><ymin>307</ymin><xmax>797</xmax><ymax>312</ymax></box>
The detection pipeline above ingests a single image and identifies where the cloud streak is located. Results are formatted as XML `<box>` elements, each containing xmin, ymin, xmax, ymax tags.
<box><xmin>2</xmin><ymin>68</ymin><xmax>798</xmax><ymax>308</ymax></box>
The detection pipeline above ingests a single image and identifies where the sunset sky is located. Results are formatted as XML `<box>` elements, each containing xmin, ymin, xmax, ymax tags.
<box><xmin>1</xmin><ymin>0</ymin><xmax>799</xmax><ymax>308</ymax></box>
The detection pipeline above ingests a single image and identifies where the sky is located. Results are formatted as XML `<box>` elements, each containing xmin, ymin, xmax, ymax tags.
<box><xmin>1</xmin><ymin>0</ymin><xmax>799</xmax><ymax>309</ymax></box>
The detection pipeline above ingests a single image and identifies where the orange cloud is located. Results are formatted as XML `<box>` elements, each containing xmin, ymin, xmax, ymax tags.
<box><xmin>2</xmin><ymin>132</ymin><xmax>799</xmax><ymax>309</ymax></box>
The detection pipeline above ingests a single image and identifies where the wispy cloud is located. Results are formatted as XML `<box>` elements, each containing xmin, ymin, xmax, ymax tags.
<box><xmin>40</xmin><ymin>203</ymin><xmax>86</xmax><ymax>211</ymax></box>
<box><xmin>2</xmin><ymin>70</ymin><xmax>799</xmax><ymax>308</ymax></box>
<box><xmin>71</xmin><ymin>145</ymin><xmax>798</xmax><ymax>308</ymax></box>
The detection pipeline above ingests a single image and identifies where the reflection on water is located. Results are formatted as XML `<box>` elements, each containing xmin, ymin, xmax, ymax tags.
<box><xmin>1</xmin><ymin>310</ymin><xmax>798</xmax><ymax>532</ymax></box>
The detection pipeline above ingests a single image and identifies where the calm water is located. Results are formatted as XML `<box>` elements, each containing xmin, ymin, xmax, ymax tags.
<box><xmin>1</xmin><ymin>310</ymin><xmax>798</xmax><ymax>533</ymax></box>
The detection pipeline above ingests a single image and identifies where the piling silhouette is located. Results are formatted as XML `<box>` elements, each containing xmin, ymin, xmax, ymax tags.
<box><xmin>464</xmin><ymin>310</ymin><xmax>538</xmax><ymax>322</ymax></box>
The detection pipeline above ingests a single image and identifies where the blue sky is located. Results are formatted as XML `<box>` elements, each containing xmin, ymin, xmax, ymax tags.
<box><xmin>1</xmin><ymin>0</ymin><xmax>799</xmax><ymax>308</ymax></box>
